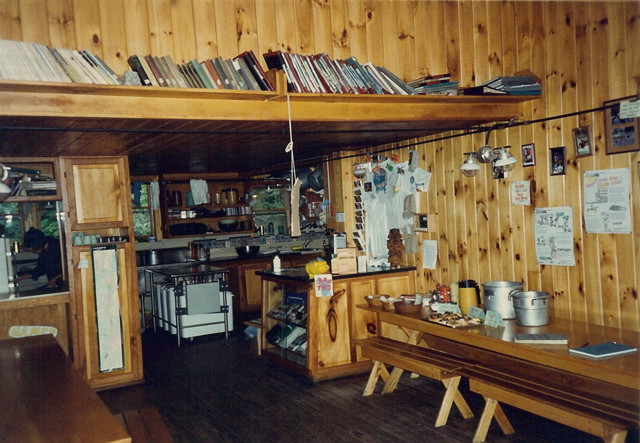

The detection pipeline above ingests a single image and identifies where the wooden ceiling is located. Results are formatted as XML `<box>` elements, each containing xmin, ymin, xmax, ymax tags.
<box><xmin>0</xmin><ymin>82</ymin><xmax>532</xmax><ymax>176</ymax></box>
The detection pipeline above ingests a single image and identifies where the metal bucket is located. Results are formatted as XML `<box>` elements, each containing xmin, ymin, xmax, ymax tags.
<box><xmin>481</xmin><ymin>281</ymin><xmax>524</xmax><ymax>319</ymax></box>
<box><xmin>512</xmin><ymin>291</ymin><xmax>550</xmax><ymax>326</ymax></box>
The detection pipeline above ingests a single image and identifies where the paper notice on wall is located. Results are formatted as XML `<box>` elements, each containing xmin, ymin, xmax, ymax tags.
<box><xmin>619</xmin><ymin>99</ymin><xmax>640</xmax><ymax>119</ymax></box>
<box><xmin>583</xmin><ymin>168</ymin><xmax>631</xmax><ymax>234</ymax></box>
<box><xmin>534</xmin><ymin>207</ymin><xmax>576</xmax><ymax>266</ymax></box>
<box><xmin>422</xmin><ymin>239</ymin><xmax>438</xmax><ymax>269</ymax></box>
<box><xmin>314</xmin><ymin>274</ymin><xmax>333</xmax><ymax>297</ymax></box>
<box><xmin>511</xmin><ymin>181</ymin><xmax>531</xmax><ymax>205</ymax></box>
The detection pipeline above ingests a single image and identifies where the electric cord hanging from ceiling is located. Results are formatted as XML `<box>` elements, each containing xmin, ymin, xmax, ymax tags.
<box><xmin>286</xmin><ymin>94</ymin><xmax>302</xmax><ymax>237</ymax></box>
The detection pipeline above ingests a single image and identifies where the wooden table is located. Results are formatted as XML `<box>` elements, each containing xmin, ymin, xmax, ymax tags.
<box><xmin>358</xmin><ymin>304</ymin><xmax>640</xmax><ymax>391</ymax></box>
<box><xmin>0</xmin><ymin>334</ymin><xmax>131</xmax><ymax>443</ymax></box>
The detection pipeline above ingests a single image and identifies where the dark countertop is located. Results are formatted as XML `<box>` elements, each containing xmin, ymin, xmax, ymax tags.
<box><xmin>257</xmin><ymin>265</ymin><xmax>416</xmax><ymax>283</ymax></box>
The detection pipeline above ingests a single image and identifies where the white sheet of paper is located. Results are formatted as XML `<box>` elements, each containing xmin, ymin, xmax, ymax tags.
<box><xmin>619</xmin><ymin>99</ymin><xmax>640</xmax><ymax>119</ymax></box>
<box><xmin>422</xmin><ymin>239</ymin><xmax>438</xmax><ymax>269</ymax></box>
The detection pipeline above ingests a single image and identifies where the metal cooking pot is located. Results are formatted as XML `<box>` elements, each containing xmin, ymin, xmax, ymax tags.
<box><xmin>482</xmin><ymin>281</ymin><xmax>525</xmax><ymax>319</ymax></box>
<box><xmin>512</xmin><ymin>291</ymin><xmax>550</xmax><ymax>326</ymax></box>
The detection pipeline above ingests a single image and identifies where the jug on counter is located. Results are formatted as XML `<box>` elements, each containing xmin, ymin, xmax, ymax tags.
<box><xmin>458</xmin><ymin>279</ymin><xmax>480</xmax><ymax>314</ymax></box>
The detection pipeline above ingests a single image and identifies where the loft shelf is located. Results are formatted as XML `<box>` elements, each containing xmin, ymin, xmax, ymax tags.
<box><xmin>0</xmin><ymin>75</ymin><xmax>538</xmax><ymax>176</ymax></box>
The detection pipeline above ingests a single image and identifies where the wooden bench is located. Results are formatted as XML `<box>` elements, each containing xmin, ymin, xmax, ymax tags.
<box><xmin>355</xmin><ymin>336</ymin><xmax>476</xmax><ymax>427</ymax></box>
<box><xmin>114</xmin><ymin>408</ymin><xmax>174</xmax><ymax>443</ymax></box>
<box><xmin>459</xmin><ymin>364</ymin><xmax>639</xmax><ymax>443</ymax></box>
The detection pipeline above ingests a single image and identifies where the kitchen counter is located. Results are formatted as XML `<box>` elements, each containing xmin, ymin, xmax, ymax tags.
<box><xmin>257</xmin><ymin>265</ymin><xmax>417</xmax><ymax>283</ymax></box>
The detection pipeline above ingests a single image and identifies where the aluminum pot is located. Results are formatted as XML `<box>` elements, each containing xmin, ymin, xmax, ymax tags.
<box><xmin>512</xmin><ymin>291</ymin><xmax>550</xmax><ymax>326</ymax></box>
<box><xmin>481</xmin><ymin>281</ymin><xmax>524</xmax><ymax>319</ymax></box>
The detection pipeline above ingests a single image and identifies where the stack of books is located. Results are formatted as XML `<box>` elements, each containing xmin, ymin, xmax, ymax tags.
<box><xmin>407</xmin><ymin>73</ymin><xmax>459</xmax><ymax>95</ymax></box>
<box><xmin>0</xmin><ymin>39</ymin><xmax>123</xmax><ymax>85</ymax></box>
<box><xmin>127</xmin><ymin>50</ymin><xmax>274</xmax><ymax>91</ymax></box>
<box><xmin>262</xmin><ymin>51</ymin><xmax>416</xmax><ymax>95</ymax></box>
<box><xmin>482</xmin><ymin>74</ymin><xmax>542</xmax><ymax>95</ymax></box>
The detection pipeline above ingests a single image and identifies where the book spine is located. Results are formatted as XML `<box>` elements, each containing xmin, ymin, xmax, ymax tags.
<box><xmin>226</xmin><ymin>59</ymin><xmax>247</xmax><ymax>89</ymax></box>
<box><xmin>177</xmin><ymin>64</ymin><xmax>197</xmax><ymax>88</ymax></box>
<box><xmin>79</xmin><ymin>50</ymin><xmax>113</xmax><ymax>84</ymax></box>
<box><xmin>141</xmin><ymin>55</ymin><xmax>162</xmax><ymax>86</ymax></box>
<box><xmin>244</xmin><ymin>50</ymin><xmax>274</xmax><ymax>91</ymax></box>
<box><xmin>235</xmin><ymin>57</ymin><xmax>260</xmax><ymax>90</ymax></box>
<box><xmin>202</xmin><ymin>59</ymin><xmax>224</xmax><ymax>89</ymax></box>
<box><xmin>157</xmin><ymin>55</ymin><xmax>178</xmax><ymax>87</ymax></box>
<box><xmin>83</xmin><ymin>50</ymin><xmax>120</xmax><ymax>85</ymax></box>
<box><xmin>71</xmin><ymin>49</ymin><xmax>107</xmax><ymax>84</ymax></box>
<box><xmin>151</xmin><ymin>55</ymin><xmax>173</xmax><ymax>88</ymax></box>
<box><xmin>197</xmin><ymin>60</ymin><xmax>218</xmax><ymax>89</ymax></box>
<box><xmin>163</xmin><ymin>55</ymin><xmax>188</xmax><ymax>88</ymax></box>
<box><xmin>213</xmin><ymin>57</ymin><xmax>233</xmax><ymax>89</ymax></box>
<box><xmin>127</xmin><ymin>54</ymin><xmax>152</xmax><ymax>86</ymax></box>
<box><xmin>93</xmin><ymin>53</ymin><xmax>124</xmax><ymax>84</ymax></box>
<box><xmin>189</xmin><ymin>59</ymin><xmax>214</xmax><ymax>88</ymax></box>
<box><xmin>219</xmin><ymin>58</ymin><xmax>240</xmax><ymax>89</ymax></box>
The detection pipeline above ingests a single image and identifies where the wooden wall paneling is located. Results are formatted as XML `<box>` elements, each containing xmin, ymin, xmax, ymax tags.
<box><xmin>572</xmin><ymin>2</ymin><xmax>597</xmax><ymax>324</ymax></box>
<box><xmin>96</xmin><ymin>0</ymin><xmax>128</xmax><ymax>76</ymax></box>
<box><xmin>294</xmin><ymin>0</ymin><xmax>314</xmax><ymax>54</ymax></box>
<box><xmin>46</xmin><ymin>0</ymin><xmax>76</xmax><ymax>49</ymax></box>
<box><xmin>450</xmin><ymin>137</ymin><xmax>467</xmax><ymax>284</ymax></box>
<box><xmin>236</xmin><ymin>0</ymin><xmax>260</xmax><ymax>55</ymax></box>
<box><xmin>0</xmin><ymin>1</ymin><xmax>21</xmax><ymax>41</ymax></box>
<box><xmin>457</xmin><ymin>1</ymin><xmax>476</xmax><ymax>88</ymax></box>
<box><xmin>19</xmin><ymin>0</ymin><xmax>49</xmax><ymax>43</ymax></box>
<box><xmin>274</xmin><ymin>0</ymin><xmax>298</xmax><ymax>54</ymax></box>
<box><xmin>472</xmin><ymin>0</ymin><xmax>490</xmax><ymax>85</ymax></box>
<box><xmin>413</xmin><ymin>1</ymin><xmax>432</xmax><ymax>76</ymax></box>
<box><xmin>169</xmin><ymin>0</ymin><xmax>196</xmax><ymax>64</ymax></box>
<box><xmin>499</xmin><ymin>0</ymin><xmax>517</xmax><ymax>76</ymax></box>
<box><xmin>379</xmin><ymin>0</ymin><xmax>399</xmax><ymax>73</ymax></box>
<box><xmin>460</xmin><ymin>142</ymin><xmax>479</xmax><ymax>283</ymax></box>
<box><xmin>329</xmin><ymin>0</ymin><xmax>350</xmax><ymax>60</ymax></box>
<box><xmin>554</xmin><ymin>1</ymin><xmax>578</xmax><ymax>321</ymax></box>
<box><xmin>214</xmin><ymin>0</ymin><xmax>239</xmax><ymax>59</ymax></box>
<box><xmin>486</xmin><ymin>1</ymin><xmax>504</xmax><ymax>79</ymax></box>
<box><xmin>122</xmin><ymin>0</ymin><xmax>151</xmax><ymax>65</ymax></box>
<box><xmin>72</xmin><ymin>0</ymin><xmax>102</xmax><ymax>58</ymax></box>
<box><xmin>608</xmin><ymin>3</ymin><xmax>639</xmax><ymax>331</ymax></box>
<box><xmin>444</xmin><ymin>1</ymin><xmax>461</xmax><ymax>83</ymax></box>
<box><xmin>395</xmin><ymin>0</ymin><xmax>416</xmax><ymax>82</ymax></box>
<box><xmin>254</xmin><ymin>0</ymin><xmax>277</xmax><ymax>58</ymax></box>
<box><xmin>310</xmin><ymin>0</ymin><xmax>332</xmax><ymax>56</ymax></box>
<box><xmin>434</xmin><ymin>138</ymin><xmax>451</xmax><ymax>285</ymax></box>
<box><xmin>425</xmin><ymin>1</ymin><xmax>447</xmax><ymax>76</ymax></box>
<box><xmin>626</xmin><ymin>1</ymin><xmax>640</xmax><ymax>331</ymax></box>
<box><xmin>147</xmin><ymin>0</ymin><xmax>174</xmax><ymax>58</ymax></box>
<box><xmin>191</xmin><ymin>0</ymin><xmax>219</xmax><ymax>61</ymax></box>
<box><xmin>346</xmin><ymin>0</ymin><xmax>368</xmax><ymax>61</ymax></box>
<box><xmin>364</xmin><ymin>1</ymin><xmax>385</xmax><ymax>66</ymax></box>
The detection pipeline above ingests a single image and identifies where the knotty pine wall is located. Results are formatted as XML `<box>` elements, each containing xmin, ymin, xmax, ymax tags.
<box><xmin>0</xmin><ymin>0</ymin><xmax>638</xmax><ymax>331</ymax></box>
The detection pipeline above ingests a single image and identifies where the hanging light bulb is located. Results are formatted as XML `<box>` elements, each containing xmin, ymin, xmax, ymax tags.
<box><xmin>460</xmin><ymin>153</ymin><xmax>481</xmax><ymax>177</ymax></box>
<box><xmin>0</xmin><ymin>164</ymin><xmax>11</xmax><ymax>202</ymax></box>
<box><xmin>493</xmin><ymin>146</ymin><xmax>517</xmax><ymax>172</ymax></box>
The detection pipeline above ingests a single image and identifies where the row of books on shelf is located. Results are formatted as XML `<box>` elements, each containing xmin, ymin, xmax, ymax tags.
<box><xmin>0</xmin><ymin>39</ymin><xmax>122</xmax><ymax>85</ymax></box>
<box><xmin>127</xmin><ymin>51</ymin><xmax>275</xmax><ymax>91</ymax></box>
<box><xmin>266</xmin><ymin>324</ymin><xmax>307</xmax><ymax>355</ymax></box>
<box><xmin>6</xmin><ymin>175</ymin><xmax>58</xmax><ymax>197</ymax></box>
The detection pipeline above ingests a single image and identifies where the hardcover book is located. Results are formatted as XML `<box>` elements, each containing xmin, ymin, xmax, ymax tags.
<box><xmin>513</xmin><ymin>333</ymin><xmax>568</xmax><ymax>345</ymax></box>
<box><xmin>569</xmin><ymin>342</ymin><xmax>637</xmax><ymax>359</ymax></box>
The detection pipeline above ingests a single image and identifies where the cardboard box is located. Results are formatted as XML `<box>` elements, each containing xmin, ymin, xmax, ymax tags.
<box><xmin>331</xmin><ymin>248</ymin><xmax>357</xmax><ymax>274</ymax></box>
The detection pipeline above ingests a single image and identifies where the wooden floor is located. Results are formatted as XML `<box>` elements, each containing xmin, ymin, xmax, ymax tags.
<box><xmin>99</xmin><ymin>320</ymin><xmax>638</xmax><ymax>443</ymax></box>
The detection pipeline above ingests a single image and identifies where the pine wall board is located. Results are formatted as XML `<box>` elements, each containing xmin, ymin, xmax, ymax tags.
<box><xmin>0</xmin><ymin>0</ymin><xmax>638</xmax><ymax>331</ymax></box>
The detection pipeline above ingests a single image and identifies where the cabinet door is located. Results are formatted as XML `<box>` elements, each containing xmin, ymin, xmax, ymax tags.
<box><xmin>72</xmin><ymin>243</ymin><xmax>142</xmax><ymax>389</ymax></box>
<box><xmin>347</xmin><ymin>279</ymin><xmax>379</xmax><ymax>361</ymax></box>
<box><xmin>240</xmin><ymin>263</ymin><xmax>269</xmax><ymax>312</ymax></box>
<box><xmin>312</xmin><ymin>281</ymin><xmax>351</xmax><ymax>369</ymax></box>
<box><xmin>61</xmin><ymin>157</ymin><xmax>130</xmax><ymax>229</ymax></box>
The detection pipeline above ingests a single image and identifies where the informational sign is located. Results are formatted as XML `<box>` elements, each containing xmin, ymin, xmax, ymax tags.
<box><xmin>314</xmin><ymin>274</ymin><xmax>333</xmax><ymax>297</ymax></box>
<box><xmin>534</xmin><ymin>207</ymin><xmax>576</xmax><ymax>266</ymax></box>
<box><xmin>511</xmin><ymin>181</ymin><xmax>531</xmax><ymax>206</ymax></box>
<box><xmin>484</xmin><ymin>310</ymin><xmax>505</xmax><ymax>328</ymax></box>
<box><xmin>584</xmin><ymin>168</ymin><xmax>631</xmax><ymax>234</ymax></box>
<box><xmin>619</xmin><ymin>99</ymin><xmax>640</xmax><ymax>119</ymax></box>
<box><xmin>422</xmin><ymin>239</ymin><xmax>438</xmax><ymax>269</ymax></box>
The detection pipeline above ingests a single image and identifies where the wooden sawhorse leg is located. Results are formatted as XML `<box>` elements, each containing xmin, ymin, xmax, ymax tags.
<box><xmin>472</xmin><ymin>396</ymin><xmax>515</xmax><ymax>442</ymax></box>
<box><xmin>362</xmin><ymin>360</ymin><xmax>390</xmax><ymax>396</ymax></box>
<box><xmin>435</xmin><ymin>376</ymin><xmax>474</xmax><ymax>427</ymax></box>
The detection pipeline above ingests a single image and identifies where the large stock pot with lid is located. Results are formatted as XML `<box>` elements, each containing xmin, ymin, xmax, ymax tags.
<box><xmin>481</xmin><ymin>281</ymin><xmax>525</xmax><ymax>319</ymax></box>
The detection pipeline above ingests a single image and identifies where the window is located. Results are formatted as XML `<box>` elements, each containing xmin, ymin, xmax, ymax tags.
<box><xmin>132</xmin><ymin>183</ymin><xmax>154</xmax><ymax>238</ymax></box>
<box><xmin>250</xmin><ymin>187</ymin><xmax>288</xmax><ymax>235</ymax></box>
<box><xmin>0</xmin><ymin>202</ymin><xmax>21</xmax><ymax>240</ymax></box>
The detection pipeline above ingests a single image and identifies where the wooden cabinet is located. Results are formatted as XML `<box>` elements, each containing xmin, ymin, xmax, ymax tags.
<box><xmin>260</xmin><ymin>267</ymin><xmax>416</xmax><ymax>381</ymax></box>
<box><xmin>240</xmin><ymin>262</ymin><xmax>270</xmax><ymax>311</ymax></box>
<box><xmin>0</xmin><ymin>157</ymin><xmax>61</xmax><ymax>202</ymax></box>
<box><xmin>160</xmin><ymin>179</ymin><xmax>253</xmax><ymax>238</ymax></box>
<box><xmin>61</xmin><ymin>156</ymin><xmax>142</xmax><ymax>390</ymax></box>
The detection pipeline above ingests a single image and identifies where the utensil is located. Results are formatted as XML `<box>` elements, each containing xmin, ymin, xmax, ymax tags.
<box><xmin>236</xmin><ymin>245</ymin><xmax>260</xmax><ymax>258</ymax></box>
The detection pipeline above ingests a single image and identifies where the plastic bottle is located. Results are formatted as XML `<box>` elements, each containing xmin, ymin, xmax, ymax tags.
<box><xmin>273</xmin><ymin>255</ymin><xmax>281</xmax><ymax>272</ymax></box>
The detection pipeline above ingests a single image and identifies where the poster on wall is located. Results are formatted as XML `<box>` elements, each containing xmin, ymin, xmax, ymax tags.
<box><xmin>92</xmin><ymin>245</ymin><xmax>124</xmax><ymax>372</ymax></box>
<box><xmin>534</xmin><ymin>207</ymin><xmax>576</xmax><ymax>266</ymax></box>
<box><xmin>511</xmin><ymin>181</ymin><xmax>531</xmax><ymax>205</ymax></box>
<box><xmin>583</xmin><ymin>168</ymin><xmax>631</xmax><ymax>234</ymax></box>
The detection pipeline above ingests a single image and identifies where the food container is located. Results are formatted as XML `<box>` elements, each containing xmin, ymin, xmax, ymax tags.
<box><xmin>512</xmin><ymin>291</ymin><xmax>550</xmax><ymax>326</ymax></box>
<box><xmin>482</xmin><ymin>281</ymin><xmax>525</xmax><ymax>319</ymax></box>
<box><xmin>393</xmin><ymin>296</ymin><xmax>423</xmax><ymax>314</ymax></box>
<box><xmin>364</xmin><ymin>295</ymin><xmax>383</xmax><ymax>308</ymax></box>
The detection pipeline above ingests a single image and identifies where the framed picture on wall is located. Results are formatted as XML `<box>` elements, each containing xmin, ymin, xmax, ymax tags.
<box><xmin>604</xmin><ymin>97</ymin><xmax>640</xmax><ymax>155</ymax></box>
<box><xmin>572</xmin><ymin>126</ymin><xmax>593</xmax><ymax>157</ymax></box>
<box><xmin>521</xmin><ymin>143</ymin><xmax>536</xmax><ymax>166</ymax></box>
<box><xmin>550</xmin><ymin>147</ymin><xmax>566</xmax><ymax>176</ymax></box>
